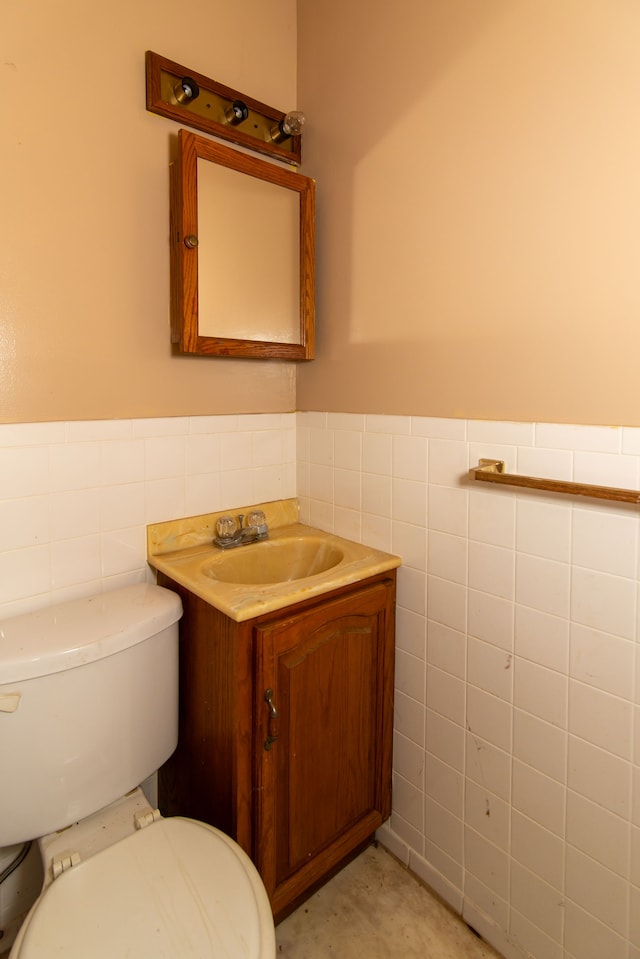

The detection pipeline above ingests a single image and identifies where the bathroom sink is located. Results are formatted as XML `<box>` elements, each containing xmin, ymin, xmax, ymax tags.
<box><xmin>148</xmin><ymin>506</ymin><xmax>401</xmax><ymax>621</ymax></box>
<box><xmin>202</xmin><ymin>536</ymin><xmax>344</xmax><ymax>585</ymax></box>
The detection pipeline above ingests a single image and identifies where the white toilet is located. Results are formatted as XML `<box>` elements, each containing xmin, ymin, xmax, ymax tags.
<box><xmin>0</xmin><ymin>583</ymin><xmax>275</xmax><ymax>958</ymax></box>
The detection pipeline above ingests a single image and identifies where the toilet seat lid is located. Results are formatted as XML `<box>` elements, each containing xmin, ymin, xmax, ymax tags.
<box><xmin>15</xmin><ymin>817</ymin><xmax>275</xmax><ymax>959</ymax></box>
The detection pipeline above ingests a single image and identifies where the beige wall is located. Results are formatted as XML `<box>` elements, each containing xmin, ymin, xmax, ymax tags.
<box><xmin>0</xmin><ymin>0</ymin><xmax>298</xmax><ymax>423</ymax></box>
<box><xmin>7</xmin><ymin>3</ymin><xmax>640</xmax><ymax>426</ymax></box>
<box><xmin>297</xmin><ymin>0</ymin><xmax>640</xmax><ymax>427</ymax></box>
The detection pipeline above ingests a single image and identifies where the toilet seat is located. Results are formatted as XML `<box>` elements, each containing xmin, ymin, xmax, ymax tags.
<box><xmin>11</xmin><ymin>817</ymin><xmax>275</xmax><ymax>959</ymax></box>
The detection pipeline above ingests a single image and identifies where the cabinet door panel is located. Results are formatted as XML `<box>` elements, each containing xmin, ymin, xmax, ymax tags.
<box><xmin>255</xmin><ymin>580</ymin><xmax>394</xmax><ymax>909</ymax></box>
<box><xmin>281</xmin><ymin>617</ymin><xmax>377</xmax><ymax>869</ymax></box>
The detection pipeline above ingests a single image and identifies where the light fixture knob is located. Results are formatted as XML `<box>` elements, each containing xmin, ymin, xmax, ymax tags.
<box><xmin>183</xmin><ymin>234</ymin><xmax>198</xmax><ymax>249</ymax></box>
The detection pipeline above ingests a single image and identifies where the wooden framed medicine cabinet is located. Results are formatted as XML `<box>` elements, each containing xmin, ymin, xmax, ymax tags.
<box><xmin>170</xmin><ymin>129</ymin><xmax>315</xmax><ymax>359</ymax></box>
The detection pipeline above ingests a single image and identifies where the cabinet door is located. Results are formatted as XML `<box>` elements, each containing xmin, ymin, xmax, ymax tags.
<box><xmin>254</xmin><ymin>578</ymin><xmax>394</xmax><ymax>916</ymax></box>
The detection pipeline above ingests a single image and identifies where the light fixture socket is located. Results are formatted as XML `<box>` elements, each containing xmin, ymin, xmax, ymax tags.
<box><xmin>173</xmin><ymin>76</ymin><xmax>199</xmax><ymax>104</ymax></box>
<box><xmin>224</xmin><ymin>100</ymin><xmax>249</xmax><ymax>126</ymax></box>
<box><xmin>270</xmin><ymin>111</ymin><xmax>305</xmax><ymax>143</ymax></box>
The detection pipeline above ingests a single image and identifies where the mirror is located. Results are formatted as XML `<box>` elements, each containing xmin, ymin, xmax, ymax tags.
<box><xmin>170</xmin><ymin>129</ymin><xmax>315</xmax><ymax>359</ymax></box>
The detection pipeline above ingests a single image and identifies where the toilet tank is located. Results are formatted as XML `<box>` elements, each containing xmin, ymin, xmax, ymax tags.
<box><xmin>0</xmin><ymin>583</ymin><xmax>182</xmax><ymax>846</ymax></box>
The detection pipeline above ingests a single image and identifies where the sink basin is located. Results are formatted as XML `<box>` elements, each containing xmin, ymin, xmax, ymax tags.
<box><xmin>202</xmin><ymin>536</ymin><xmax>344</xmax><ymax>585</ymax></box>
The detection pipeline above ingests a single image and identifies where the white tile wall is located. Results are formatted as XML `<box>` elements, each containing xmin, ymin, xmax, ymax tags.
<box><xmin>3</xmin><ymin>410</ymin><xmax>640</xmax><ymax>959</ymax></box>
<box><xmin>298</xmin><ymin>412</ymin><xmax>640</xmax><ymax>959</ymax></box>
<box><xmin>0</xmin><ymin>414</ymin><xmax>296</xmax><ymax>618</ymax></box>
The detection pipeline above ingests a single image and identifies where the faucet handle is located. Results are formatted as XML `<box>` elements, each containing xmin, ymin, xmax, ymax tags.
<box><xmin>216</xmin><ymin>515</ymin><xmax>237</xmax><ymax>539</ymax></box>
<box><xmin>247</xmin><ymin>509</ymin><xmax>267</xmax><ymax>529</ymax></box>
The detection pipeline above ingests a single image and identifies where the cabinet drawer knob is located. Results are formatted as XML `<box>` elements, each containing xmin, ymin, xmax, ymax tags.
<box><xmin>264</xmin><ymin>688</ymin><xmax>279</xmax><ymax>751</ymax></box>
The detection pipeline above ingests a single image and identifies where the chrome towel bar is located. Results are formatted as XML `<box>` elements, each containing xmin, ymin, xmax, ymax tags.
<box><xmin>469</xmin><ymin>459</ymin><xmax>640</xmax><ymax>505</ymax></box>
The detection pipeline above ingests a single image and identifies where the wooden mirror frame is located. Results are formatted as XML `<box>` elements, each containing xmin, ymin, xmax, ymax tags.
<box><xmin>170</xmin><ymin>129</ymin><xmax>315</xmax><ymax>359</ymax></box>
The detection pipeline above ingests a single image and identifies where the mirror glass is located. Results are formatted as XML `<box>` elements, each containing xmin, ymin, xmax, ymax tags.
<box><xmin>171</xmin><ymin>129</ymin><xmax>315</xmax><ymax>359</ymax></box>
<box><xmin>197</xmin><ymin>159</ymin><xmax>300</xmax><ymax>343</ymax></box>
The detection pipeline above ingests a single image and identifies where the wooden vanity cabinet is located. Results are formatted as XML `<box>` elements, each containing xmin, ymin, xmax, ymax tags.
<box><xmin>157</xmin><ymin>570</ymin><xmax>396</xmax><ymax>921</ymax></box>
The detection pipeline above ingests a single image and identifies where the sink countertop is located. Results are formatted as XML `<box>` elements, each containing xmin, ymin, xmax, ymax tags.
<box><xmin>147</xmin><ymin>501</ymin><xmax>401</xmax><ymax>622</ymax></box>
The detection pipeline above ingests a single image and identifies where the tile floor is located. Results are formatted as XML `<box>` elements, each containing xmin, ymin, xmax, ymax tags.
<box><xmin>0</xmin><ymin>843</ymin><xmax>504</xmax><ymax>959</ymax></box>
<box><xmin>275</xmin><ymin>844</ymin><xmax>503</xmax><ymax>958</ymax></box>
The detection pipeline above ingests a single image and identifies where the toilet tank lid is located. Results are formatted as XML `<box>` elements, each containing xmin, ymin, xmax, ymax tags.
<box><xmin>0</xmin><ymin>584</ymin><xmax>182</xmax><ymax>683</ymax></box>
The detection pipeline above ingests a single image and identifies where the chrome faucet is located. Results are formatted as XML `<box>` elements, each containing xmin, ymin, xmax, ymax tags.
<box><xmin>213</xmin><ymin>510</ymin><xmax>269</xmax><ymax>550</ymax></box>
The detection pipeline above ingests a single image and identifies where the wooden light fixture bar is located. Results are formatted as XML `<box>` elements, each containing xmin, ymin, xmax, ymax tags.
<box><xmin>145</xmin><ymin>51</ymin><xmax>302</xmax><ymax>165</ymax></box>
<box><xmin>470</xmin><ymin>459</ymin><xmax>640</xmax><ymax>505</ymax></box>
